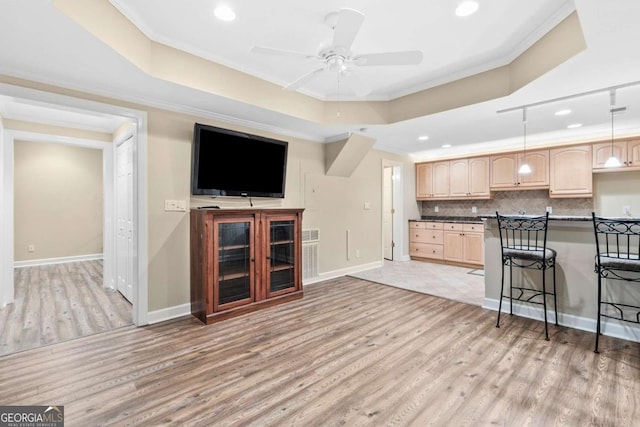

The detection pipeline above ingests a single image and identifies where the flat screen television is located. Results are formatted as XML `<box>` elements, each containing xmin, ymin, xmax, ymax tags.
<box><xmin>191</xmin><ymin>123</ymin><xmax>288</xmax><ymax>198</ymax></box>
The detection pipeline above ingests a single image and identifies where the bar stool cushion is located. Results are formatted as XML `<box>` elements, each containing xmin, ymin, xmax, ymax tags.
<box><xmin>598</xmin><ymin>253</ymin><xmax>640</xmax><ymax>271</ymax></box>
<box><xmin>503</xmin><ymin>246</ymin><xmax>557</xmax><ymax>261</ymax></box>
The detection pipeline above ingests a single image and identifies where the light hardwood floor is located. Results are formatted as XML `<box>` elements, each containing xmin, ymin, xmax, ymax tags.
<box><xmin>0</xmin><ymin>276</ymin><xmax>638</xmax><ymax>426</ymax></box>
<box><xmin>0</xmin><ymin>260</ymin><xmax>132</xmax><ymax>356</ymax></box>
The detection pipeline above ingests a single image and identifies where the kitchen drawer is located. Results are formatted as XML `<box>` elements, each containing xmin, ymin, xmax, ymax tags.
<box><xmin>463</xmin><ymin>223</ymin><xmax>484</xmax><ymax>233</ymax></box>
<box><xmin>410</xmin><ymin>242</ymin><xmax>444</xmax><ymax>260</ymax></box>
<box><xmin>411</xmin><ymin>229</ymin><xmax>444</xmax><ymax>244</ymax></box>
<box><xmin>410</xmin><ymin>221</ymin><xmax>426</xmax><ymax>229</ymax></box>
<box><xmin>443</xmin><ymin>223</ymin><xmax>463</xmax><ymax>232</ymax></box>
<box><xmin>425</xmin><ymin>222</ymin><xmax>443</xmax><ymax>230</ymax></box>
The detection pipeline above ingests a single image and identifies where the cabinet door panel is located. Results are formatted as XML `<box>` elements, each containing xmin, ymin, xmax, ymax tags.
<box><xmin>593</xmin><ymin>141</ymin><xmax>626</xmax><ymax>169</ymax></box>
<box><xmin>519</xmin><ymin>150</ymin><xmax>549</xmax><ymax>187</ymax></box>
<box><xmin>432</xmin><ymin>162</ymin><xmax>450</xmax><ymax>197</ymax></box>
<box><xmin>463</xmin><ymin>233</ymin><xmax>484</xmax><ymax>265</ymax></box>
<box><xmin>443</xmin><ymin>231</ymin><xmax>464</xmax><ymax>262</ymax></box>
<box><xmin>490</xmin><ymin>154</ymin><xmax>517</xmax><ymax>188</ymax></box>
<box><xmin>550</xmin><ymin>145</ymin><xmax>592</xmax><ymax>197</ymax></box>
<box><xmin>449</xmin><ymin>159</ymin><xmax>469</xmax><ymax>197</ymax></box>
<box><xmin>214</xmin><ymin>219</ymin><xmax>255</xmax><ymax>311</ymax></box>
<box><xmin>627</xmin><ymin>140</ymin><xmax>640</xmax><ymax>167</ymax></box>
<box><xmin>266</xmin><ymin>218</ymin><xmax>297</xmax><ymax>297</ymax></box>
<box><xmin>416</xmin><ymin>163</ymin><xmax>432</xmax><ymax>198</ymax></box>
<box><xmin>468</xmin><ymin>157</ymin><xmax>490</xmax><ymax>197</ymax></box>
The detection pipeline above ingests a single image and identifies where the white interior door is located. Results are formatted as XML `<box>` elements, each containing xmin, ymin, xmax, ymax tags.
<box><xmin>383</xmin><ymin>166</ymin><xmax>394</xmax><ymax>260</ymax></box>
<box><xmin>116</xmin><ymin>136</ymin><xmax>134</xmax><ymax>302</ymax></box>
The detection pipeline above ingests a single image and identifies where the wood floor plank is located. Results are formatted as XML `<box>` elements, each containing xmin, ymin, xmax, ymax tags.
<box><xmin>1</xmin><ymin>276</ymin><xmax>638</xmax><ymax>427</ymax></box>
<box><xmin>0</xmin><ymin>261</ymin><xmax>132</xmax><ymax>356</ymax></box>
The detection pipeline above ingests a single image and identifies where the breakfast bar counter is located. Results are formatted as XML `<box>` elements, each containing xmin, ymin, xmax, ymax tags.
<box><xmin>481</xmin><ymin>215</ymin><xmax>640</xmax><ymax>343</ymax></box>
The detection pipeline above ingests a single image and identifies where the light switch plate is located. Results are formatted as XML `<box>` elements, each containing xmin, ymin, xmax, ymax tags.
<box><xmin>165</xmin><ymin>200</ymin><xmax>187</xmax><ymax>212</ymax></box>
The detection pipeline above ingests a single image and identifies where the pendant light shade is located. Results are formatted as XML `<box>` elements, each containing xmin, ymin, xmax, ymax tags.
<box><xmin>518</xmin><ymin>163</ymin><xmax>532</xmax><ymax>174</ymax></box>
<box><xmin>518</xmin><ymin>108</ymin><xmax>531</xmax><ymax>175</ymax></box>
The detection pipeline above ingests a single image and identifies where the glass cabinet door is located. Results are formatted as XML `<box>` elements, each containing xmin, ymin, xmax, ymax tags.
<box><xmin>267</xmin><ymin>219</ymin><xmax>296</xmax><ymax>295</ymax></box>
<box><xmin>215</xmin><ymin>219</ymin><xmax>254</xmax><ymax>309</ymax></box>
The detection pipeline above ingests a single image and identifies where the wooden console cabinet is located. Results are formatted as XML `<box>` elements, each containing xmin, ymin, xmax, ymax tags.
<box><xmin>190</xmin><ymin>208</ymin><xmax>304</xmax><ymax>324</ymax></box>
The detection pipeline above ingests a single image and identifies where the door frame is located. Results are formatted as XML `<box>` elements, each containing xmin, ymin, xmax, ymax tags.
<box><xmin>0</xmin><ymin>82</ymin><xmax>148</xmax><ymax>326</ymax></box>
<box><xmin>381</xmin><ymin>159</ymin><xmax>403</xmax><ymax>262</ymax></box>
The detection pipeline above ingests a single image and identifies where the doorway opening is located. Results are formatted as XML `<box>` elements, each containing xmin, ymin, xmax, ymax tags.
<box><xmin>0</xmin><ymin>83</ymin><xmax>148</xmax><ymax>355</ymax></box>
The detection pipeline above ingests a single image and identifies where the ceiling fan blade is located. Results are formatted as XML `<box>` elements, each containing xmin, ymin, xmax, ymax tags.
<box><xmin>355</xmin><ymin>50</ymin><xmax>423</xmax><ymax>66</ymax></box>
<box><xmin>332</xmin><ymin>8</ymin><xmax>365</xmax><ymax>50</ymax></box>
<box><xmin>251</xmin><ymin>45</ymin><xmax>317</xmax><ymax>60</ymax></box>
<box><xmin>284</xmin><ymin>67</ymin><xmax>326</xmax><ymax>92</ymax></box>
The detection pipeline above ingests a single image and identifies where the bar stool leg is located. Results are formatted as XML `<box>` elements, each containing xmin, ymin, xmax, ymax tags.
<box><xmin>552</xmin><ymin>263</ymin><xmax>558</xmax><ymax>326</ymax></box>
<box><xmin>542</xmin><ymin>266</ymin><xmax>549</xmax><ymax>341</ymax></box>
<box><xmin>497</xmin><ymin>259</ymin><xmax>505</xmax><ymax>328</ymax></box>
<box><xmin>595</xmin><ymin>275</ymin><xmax>602</xmax><ymax>353</ymax></box>
<box><xmin>509</xmin><ymin>263</ymin><xmax>514</xmax><ymax>316</ymax></box>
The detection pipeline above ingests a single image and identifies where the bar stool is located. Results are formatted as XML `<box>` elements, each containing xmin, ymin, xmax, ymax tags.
<box><xmin>591</xmin><ymin>213</ymin><xmax>640</xmax><ymax>353</ymax></box>
<box><xmin>496</xmin><ymin>212</ymin><xmax>558</xmax><ymax>340</ymax></box>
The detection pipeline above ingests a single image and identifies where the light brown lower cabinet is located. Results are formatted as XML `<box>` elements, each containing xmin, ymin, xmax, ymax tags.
<box><xmin>410</xmin><ymin>221</ymin><xmax>484</xmax><ymax>266</ymax></box>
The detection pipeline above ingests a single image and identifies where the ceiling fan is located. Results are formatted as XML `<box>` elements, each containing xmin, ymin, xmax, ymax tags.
<box><xmin>250</xmin><ymin>8</ymin><xmax>423</xmax><ymax>97</ymax></box>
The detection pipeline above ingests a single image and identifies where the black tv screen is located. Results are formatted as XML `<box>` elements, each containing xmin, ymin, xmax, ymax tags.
<box><xmin>191</xmin><ymin>123</ymin><xmax>288</xmax><ymax>198</ymax></box>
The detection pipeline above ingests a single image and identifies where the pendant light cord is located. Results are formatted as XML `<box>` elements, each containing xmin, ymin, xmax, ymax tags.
<box><xmin>522</xmin><ymin>108</ymin><xmax>527</xmax><ymax>161</ymax></box>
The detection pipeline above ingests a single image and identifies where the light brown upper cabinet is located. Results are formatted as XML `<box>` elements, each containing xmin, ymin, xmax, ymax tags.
<box><xmin>550</xmin><ymin>144</ymin><xmax>592</xmax><ymax>198</ymax></box>
<box><xmin>490</xmin><ymin>150</ymin><xmax>549</xmax><ymax>190</ymax></box>
<box><xmin>449</xmin><ymin>157</ymin><xmax>490</xmax><ymax>199</ymax></box>
<box><xmin>593</xmin><ymin>139</ymin><xmax>640</xmax><ymax>171</ymax></box>
<box><xmin>416</xmin><ymin>161</ymin><xmax>449</xmax><ymax>200</ymax></box>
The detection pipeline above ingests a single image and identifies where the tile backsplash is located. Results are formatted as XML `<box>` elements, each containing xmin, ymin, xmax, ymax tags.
<box><xmin>419</xmin><ymin>190</ymin><xmax>593</xmax><ymax>217</ymax></box>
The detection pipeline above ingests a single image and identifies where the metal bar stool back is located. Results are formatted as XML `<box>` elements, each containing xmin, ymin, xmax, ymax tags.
<box><xmin>496</xmin><ymin>211</ymin><xmax>558</xmax><ymax>340</ymax></box>
<box><xmin>591</xmin><ymin>213</ymin><xmax>640</xmax><ymax>353</ymax></box>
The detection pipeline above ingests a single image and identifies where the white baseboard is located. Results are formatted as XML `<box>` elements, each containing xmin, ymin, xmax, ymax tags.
<box><xmin>14</xmin><ymin>253</ymin><xmax>103</xmax><ymax>268</ymax></box>
<box><xmin>484</xmin><ymin>297</ymin><xmax>640</xmax><ymax>344</ymax></box>
<box><xmin>147</xmin><ymin>302</ymin><xmax>191</xmax><ymax>324</ymax></box>
<box><xmin>303</xmin><ymin>260</ymin><xmax>384</xmax><ymax>286</ymax></box>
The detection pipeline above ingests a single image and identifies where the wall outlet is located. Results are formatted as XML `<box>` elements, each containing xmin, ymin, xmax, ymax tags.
<box><xmin>164</xmin><ymin>200</ymin><xmax>187</xmax><ymax>212</ymax></box>
<box><xmin>28</xmin><ymin>244</ymin><xmax>35</xmax><ymax>253</ymax></box>
<box><xmin>356</xmin><ymin>249</ymin><xmax>360</xmax><ymax>258</ymax></box>
<box><xmin>363</xmin><ymin>202</ymin><xmax>371</xmax><ymax>210</ymax></box>
<box><xmin>546</xmin><ymin>206</ymin><xmax>553</xmax><ymax>214</ymax></box>
<box><xmin>434</xmin><ymin>206</ymin><xmax>439</xmax><ymax>213</ymax></box>
<box><xmin>471</xmin><ymin>206</ymin><xmax>477</xmax><ymax>214</ymax></box>
<box><xmin>623</xmin><ymin>205</ymin><xmax>631</xmax><ymax>215</ymax></box>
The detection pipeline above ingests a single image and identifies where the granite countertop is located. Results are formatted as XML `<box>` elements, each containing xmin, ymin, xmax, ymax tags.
<box><xmin>479</xmin><ymin>214</ymin><xmax>591</xmax><ymax>222</ymax></box>
<box><xmin>418</xmin><ymin>216</ymin><xmax>483</xmax><ymax>223</ymax></box>
<box><xmin>416</xmin><ymin>214</ymin><xmax>640</xmax><ymax>223</ymax></box>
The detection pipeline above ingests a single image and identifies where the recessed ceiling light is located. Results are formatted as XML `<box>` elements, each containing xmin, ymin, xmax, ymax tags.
<box><xmin>567</xmin><ymin>123</ymin><xmax>582</xmax><ymax>129</ymax></box>
<box><xmin>418</xmin><ymin>135</ymin><xmax>429</xmax><ymax>141</ymax></box>
<box><xmin>555</xmin><ymin>109</ymin><xmax>571</xmax><ymax>116</ymax></box>
<box><xmin>455</xmin><ymin>1</ymin><xmax>479</xmax><ymax>17</ymax></box>
<box><xmin>442</xmin><ymin>144</ymin><xmax>452</xmax><ymax>148</ymax></box>
<box><xmin>214</xmin><ymin>5</ymin><xmax>236</xmax><ymax>21</ymax></box>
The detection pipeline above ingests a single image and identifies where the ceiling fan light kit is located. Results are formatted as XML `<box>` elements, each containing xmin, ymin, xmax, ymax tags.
<box><xmin>250</xmin><ymin>8</ymin><xmax>423</xmax><ymax>97</ymax></box>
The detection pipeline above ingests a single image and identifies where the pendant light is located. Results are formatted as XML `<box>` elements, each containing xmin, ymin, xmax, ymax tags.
<box><xmin>604</xmin><ymin>89</ymin><xmax>622</xmax><ymax>168</ymax></box>
<box><xmin>518</xmin><ymin>108</ymin><xmax>532</xmax><ymax>175</ymax></box>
